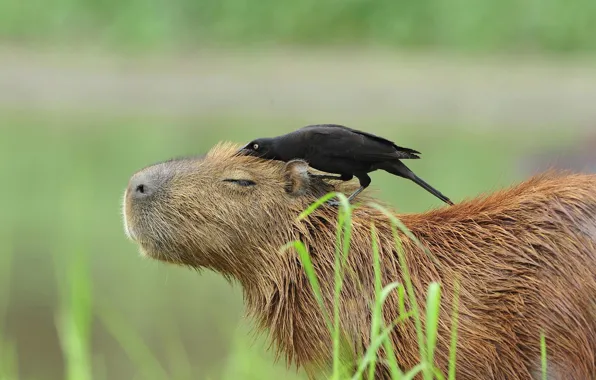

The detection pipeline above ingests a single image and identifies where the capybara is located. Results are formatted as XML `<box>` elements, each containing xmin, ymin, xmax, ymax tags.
<box><xmin>123</xmin><ymin>142</ymin><xmax>596</xmax><ymax>380</ymax></box>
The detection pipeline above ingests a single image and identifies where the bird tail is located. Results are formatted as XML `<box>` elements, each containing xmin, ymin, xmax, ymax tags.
<box><xmin>381</xmin><ymin>161</ymin><xmax>454</xmax><ymax>205</ymax></box>
<box><xmin>394</xmin><ymin>145</ymin><xmax>421</xmax><ymax>159</ymax></box>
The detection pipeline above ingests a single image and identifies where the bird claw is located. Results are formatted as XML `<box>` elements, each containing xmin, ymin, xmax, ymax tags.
<box><xmin>326</xmin><ymin>200</ymin><xmax>341</xmax><ymax>207</ymax></box>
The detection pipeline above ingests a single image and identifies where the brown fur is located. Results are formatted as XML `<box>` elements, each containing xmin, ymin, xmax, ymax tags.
<box><xmin>123</xmin><ymin>142</ymin><xmax>596</xmax><ymax>380</ymax></box>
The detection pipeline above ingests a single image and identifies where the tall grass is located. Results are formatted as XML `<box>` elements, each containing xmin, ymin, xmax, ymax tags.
<box><xmin>95</xmin><ymin>304</ymin><xmax>169</xmax><ymax>380</ymax></box>
<box><xmin>53</xmin><ymin>245</ymin><xmax>93</xmax><ymax>380</ymax></box>
<box><xmin>1</xmin><ymin>0</ymin><xmax>596</xmax><ymax>53</ymax></box>
<box><xmin>291</xmin><ymin>193</ymin><xmax>460</xmax><ymax>379</ymax></box>
<box><xmin>4</xmin><ymin>187</ymin><xmax>552</xmax><ymax>379</ymax></box>
<box><xmin>0</xmin><ymin>232</ymin><xmax>18</xmax><ymax>380</ymax></box>
<box><xmin>291</xmin><ymin>192</ymin><xmax>552</xmax><ymax>379</ymax></box>
<box><xmin>540</xmin><ymin>331</ymin><xmax>548</xmax><ymax>380</ymax></box>
<box><xmin>43</xmin><ymin>190</ymin><xmax>552</xmax><ymax>380</ymax></box>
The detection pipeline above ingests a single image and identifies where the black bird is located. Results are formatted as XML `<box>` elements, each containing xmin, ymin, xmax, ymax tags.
<box><xmin>238</xmin><ymin>124</ymin><xmax>454</xmax><ymax>206</ymax></box>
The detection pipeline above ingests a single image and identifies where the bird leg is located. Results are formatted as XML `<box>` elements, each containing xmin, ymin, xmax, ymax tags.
<box><xmin>327</xmin><ymin>173</ymin><xmax>370</xmax><ymax>207</ymax></box>
<box><xmin>327</xmin><ymin>186</ymin><xmax>366</xmax><ymax>207</ymax></box>
<box><xmin>345</xmin><ymin>186</ymin><xmax>365</xmax><ymax>202</ymax></box>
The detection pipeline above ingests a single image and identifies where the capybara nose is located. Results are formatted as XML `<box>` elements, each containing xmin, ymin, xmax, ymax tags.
<box><xmin>128</xmin><ymin>170</ymin><xmax>156</xmax><ymax>200</ymax></box>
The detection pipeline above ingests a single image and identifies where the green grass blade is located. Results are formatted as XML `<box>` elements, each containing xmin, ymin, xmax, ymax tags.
<box><xmin>164</xmin><ymin>321</ymin><xmax>193</xmax><ymax>380</ymax></box>
<box><xmin>448</xmin><ymin>280</ymin><xmax>460</xmax><ymax>380</ymax></box>
<box><xmin>281</xmin><ymin>241</ymin><xmax>332</xmax><ymax>333</ymax></box>
<box><xmin>368</xmin><ymin>223</ymin><xmax>383</xmax><ymax>380</ymax></box>
<box><xmin>425</xmin><ymin>283</ymin><xmax>441</xmax><ymax>374</ymax></box>
<box><xmin>354</xmin><ymin>281</ymin><xmax>410</xmax><ymax>380</ymax></box>
<box><xmin>368</xmin><ymin>203</ymin><xmax>439</xmax><ymax>266</ymax></box>
<box><xmin>395</xmin><ymin>235</ymin><xmax>426</xmax><ymax>374</ymax></box>
<box><xmin>297</xmin><ymin>192</ymin><xmax>338</xmax><ymax>220</ymax></box>
<box><xmin>0</xmin><ymin>230</ymin><xmax>13</xmax><ymax>332</ymax></box>
<box><xmin>95</xmin><ymin>304</ymin><xmax>169</xmax><ymax>380</ymax></box>
<box><xmin>402</xmin><ymin>363</ymin><xmax>427</xmax><ymax>380</ymax></box>
<box><xmin>295</xmin><ymin>189</ymin><xmax>356</xmax><ymax>378</ymax></box>
<box><xmin>332</xmin><ymin>192</ymin><xmax>353</xmax><ymax>379</ymax></box>
<box><xmin>370</xmin><ymin>202</ymin><xmax>439</xmax><ymax>379</ymax></box>
<box><xmin>0</xmin><ymin>232</ymin><xmax>17</xmax><ymax>380</ymax></box>
<box><xmin>397</xmin><ymin>284</ymin><xmax>407</xmax><ymax>320</ymax></box>
<box><xmin>367</xmin><ymin>277</ymin><xmax>401</xmax><ymax>377</ymax></box>
<box><xmin>382</xmin><ymin>337</ymin><xmax>403</xmax><ymax>380</ymax></box>
<box><xmin>0</xmin><ymin>339</ymin><xmax>19</xmax><ymax>380</ymax></box>
<box><xmin>391</xmin><ymin>224</ymin><xmax>428</xmax><ymax>376</ymax></box>
<box><xmin>353</xmin><ymin>323</ymin><xmax>397</xmax><ymax>379</ymax></box>
<box><xmin>432</xmin><ymin>367</ymin><xmax>446</xmax><ymax>380</ymax></box>
<box><xmin>54</xmin><ymin>241</ymin><xmax>93</xmax><ymax>380</ymax></box>
<box><xmin>353</xmin><ymin>307</ymin><xmax>414</xmax><ymax>380</ymax></box>
<box><xmin>540</xmin><ymin>330</ymin><xmax>548</xmax><ymax>380</ymax></box>
<box><xmin>285</xmin><ymin>190</ymin><xmax>355</xmax><ymax>380</ymax></box>
<box><xmin>379</xmin><ymin>284</ymin><xmax>401</xmax><ymax>310</ymax></box>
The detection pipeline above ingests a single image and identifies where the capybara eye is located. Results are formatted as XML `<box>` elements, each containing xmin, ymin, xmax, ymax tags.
<box><xmin>223</xmin><ymin>179</ymin><xmax>256</xmax><ymax>187</ymax></box>
<box><xmin>253</xmin><ymin>143</ymin><xmax>259</xmax><ymax>150</ymax></box>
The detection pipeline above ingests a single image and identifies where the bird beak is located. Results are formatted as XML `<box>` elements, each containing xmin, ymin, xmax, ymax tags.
<box><xmin>235</xmin><ymin>143</ymin><xmax>253</xmax><ymax>157</ymax></box>
<box><xmin>236</xmin><ymin>144</ymin><xmax>248</xmax><ymax>155</ymax></box>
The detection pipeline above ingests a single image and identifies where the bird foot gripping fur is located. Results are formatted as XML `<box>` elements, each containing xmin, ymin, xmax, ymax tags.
<box><xmin>326</xmin><ymin>186</ymin><xmax>365</xmax><ymax>207</ymax></box>
<box><xmin>308</xmin><ymin>172</ymin><xmax>364</xmax><ymax>206</ymax></box>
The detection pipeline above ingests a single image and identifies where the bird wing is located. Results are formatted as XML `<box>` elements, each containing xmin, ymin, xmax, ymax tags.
<box><xmin>335</xmin><ymin>145</ymin><xmax>420</xmax><ymax>161</ymax></box>
<box><xmin>302</xmin><ymin>124</ymin><xmax>421</xmax><ymax>161</ymax></box>
<box><xmin>312</xmin><ymin>124</ymin><xmax>421</xmax><ymax>156</ymax></box>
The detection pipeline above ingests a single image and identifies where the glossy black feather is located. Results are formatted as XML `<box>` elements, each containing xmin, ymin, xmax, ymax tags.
<box><xmin>240</xmin><ymin>124</ymin><xmax>453</xmax><ymax>205</ymax></box>
<box><xmin>300</xmin><ymin>124</ymin><xmax>421</xmax><ymax>159</ymax></box>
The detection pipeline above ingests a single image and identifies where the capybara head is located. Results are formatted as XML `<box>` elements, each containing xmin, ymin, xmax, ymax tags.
<box><xmin>123</xmin><ymin>142</ymin><xmax>596</xmax><ymax>380</ymax></box>
<box><xmin>123</xmin><ymin>142</ymin><xmax>352</xmax><ymax>273</ymax></box>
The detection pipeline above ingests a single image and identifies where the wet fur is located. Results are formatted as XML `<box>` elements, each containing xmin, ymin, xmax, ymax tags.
<box><xmin>124</xmin><ymin>142</ymin><xmax>596</xmax><ymax>380</ymax></box>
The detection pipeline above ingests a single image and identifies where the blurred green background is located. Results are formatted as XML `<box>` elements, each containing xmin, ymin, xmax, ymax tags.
<box><xmin>2</xmin><ymin>0</ymin><xmax>596</xmax><ymax>52</ymax></box>
<box><xmin>1</xmin><ymin>1</ymin><xmax>596</xmax><ymax>379</ymax></box>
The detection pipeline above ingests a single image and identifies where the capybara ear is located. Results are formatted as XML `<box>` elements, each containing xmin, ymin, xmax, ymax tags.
<box><xmin>284</xmin><ymin>159</ymin><xmax>311</xmax><ymax>196</ymax></box>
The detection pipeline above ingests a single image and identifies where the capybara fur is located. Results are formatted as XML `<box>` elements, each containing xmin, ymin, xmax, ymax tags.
<box><xmin>123</xmin><ymin>142</ymin><xmax>596</xmax><ymax>380</ymax></box>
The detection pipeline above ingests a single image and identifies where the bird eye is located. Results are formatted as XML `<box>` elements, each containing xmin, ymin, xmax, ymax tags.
<box><xmin>223</xmin><ymin>179</ymin><xmax>256</xmax><ymax>187</ymax></box>
<box><xmin>253</xmin><ymin>143</ymin><xmax>259</xmax><ymax>150</ymax></box>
